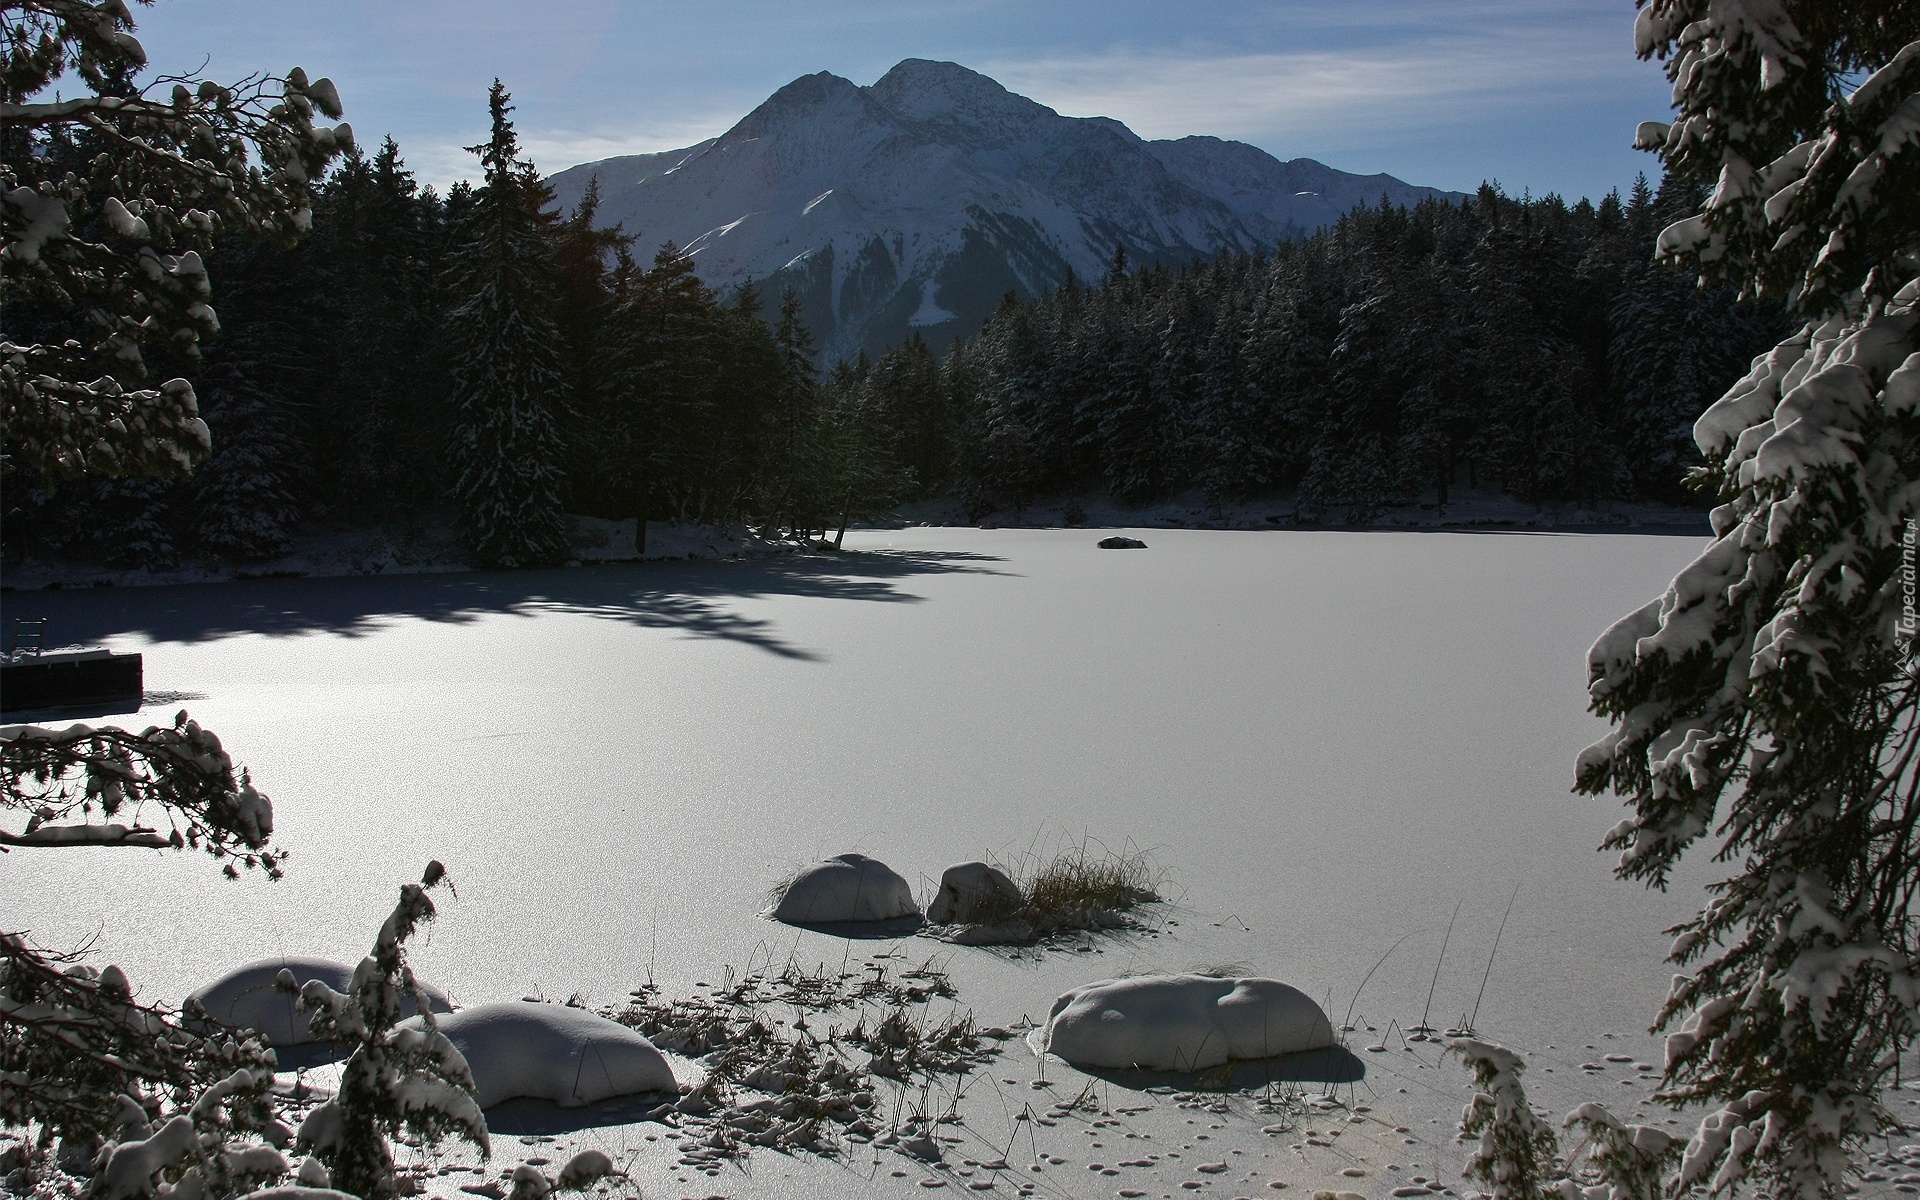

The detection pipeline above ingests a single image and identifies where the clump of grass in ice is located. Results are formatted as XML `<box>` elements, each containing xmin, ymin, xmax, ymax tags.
<box><xmin>1021</xmin><ymin>839</ymin><xmax>1161</xmax><ymax>929</ymax></box>
<box><xmin>940</xmin><ymin>835</ymin><xmax>1164</xmax><ymax>943</ymax></box>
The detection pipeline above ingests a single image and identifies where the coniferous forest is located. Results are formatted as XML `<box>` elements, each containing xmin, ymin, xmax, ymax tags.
<box><xmin>1</xmin><ymin>85</ymin><xmax>1786</xmax><ymax>572</ymax></box>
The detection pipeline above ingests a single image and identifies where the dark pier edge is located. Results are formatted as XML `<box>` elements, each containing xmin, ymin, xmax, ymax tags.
<box><xmin>1</xmin><ymin>652</ymin><xmax>144</xmax><ymax>717</ymax></box>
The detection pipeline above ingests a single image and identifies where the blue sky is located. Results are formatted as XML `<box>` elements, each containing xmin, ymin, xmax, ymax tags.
<box><xmin>130</xmin><ymin>0</ymin><xmax>1676</xmax><ymax>203</ymax></box>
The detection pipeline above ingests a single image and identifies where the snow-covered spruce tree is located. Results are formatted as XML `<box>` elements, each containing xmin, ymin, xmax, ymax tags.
<box><xmin>1457</xmin><ymin>1040</ymin><xmax>1563</xmax><ymax>1200</ymax></box>
<box><xmin>443</xmin><ymin>81</ymin><xmax>569</xmax><ymax>569</ymax></box>
<box><xmin>1</xmin><ymin>0</ymin><xmax>350</xmax><ymax>484</ymax></box>
<box><xmin>1560</xmin><ymin>1102</ymin><xmax>1680</xmax><ymax>1200</ymax></box>
<box><xmin>291</xmin><ymin>864</ymin><xmax>488</xmax><ymax>1200</ymax></box>
<box><xmin>1455</xmin><ymin>1040</ymin><xmax>1683</xmax><ymax>1200</ymax></box>
<box><xmin>1576</xmin><ymin>2</ymin><xmax>1920</xmax><ymax>1196</ymax></box>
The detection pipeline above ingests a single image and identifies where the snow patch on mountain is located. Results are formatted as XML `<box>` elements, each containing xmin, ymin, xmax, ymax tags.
<box><xmin>550</xmin><ymin>59</ymin><xmax>1462</xmax><ymax>362</ymax></box>
<box><xmin>907</xmin><ymin>279</ymin><xmax>956</xmax><ymax>328</ymax></box>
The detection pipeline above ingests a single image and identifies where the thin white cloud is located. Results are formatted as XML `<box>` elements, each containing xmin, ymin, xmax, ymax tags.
<box><xmin>983</xmin><ymin>31</ymin><xmax>1646</xmax><ymax>152</ymax></box>
<box><xmin>393</xmin><ymin>114</ymin><xmax>742</xmax><ymax>192</ymax></box>
<box><xmin>524</xmin><ymin>124</ymin><xmax>729</xmax><ymax>176</ymax></box>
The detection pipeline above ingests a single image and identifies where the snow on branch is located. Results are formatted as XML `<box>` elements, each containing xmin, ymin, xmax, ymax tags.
<box><xmin>0</xmin><ymin>932</ymin><xmax>278</xmax><ymax>1144</ymax></box>
<box><xmin>0</xmin><ymin>711</ymin><xmax>279</xmax><ymax>877</ymax></box>
<box><xmin>0</xmin><ymin>0</ymin><xmax>350</xmax><ymax>483</ymax></box>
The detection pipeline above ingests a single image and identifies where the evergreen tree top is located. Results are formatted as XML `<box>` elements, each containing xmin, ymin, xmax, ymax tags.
<box><xmin>470</xmin><ymin>79</ymin><xmax>525</xmax><ymax>182</ymax></box>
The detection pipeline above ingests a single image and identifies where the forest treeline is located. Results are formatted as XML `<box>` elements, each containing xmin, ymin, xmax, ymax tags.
<box><xmin>935</xmin><ymin>173</ymin><xmax>1786</xmax><ymax>521</ymax></box>
<box><xmin>2</xmin><ymin>90</ymin><xmax>1783</xmax><ymax>569</ymax></box>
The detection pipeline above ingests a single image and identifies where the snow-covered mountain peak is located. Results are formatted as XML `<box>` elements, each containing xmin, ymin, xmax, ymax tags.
<box><xmin>550</xmin><ymin>60</ymin><xmax>1465</xmax><ymax>362</ymax></box>
<box><xmin>724</xmin><ymin>69</ymin><xmax>877</xmax><ymax>143</ymax></box>
<box><xmin>870</xmin><ymin>58</ymin><xmax>1044</xmax><ymax>127</ymax></box>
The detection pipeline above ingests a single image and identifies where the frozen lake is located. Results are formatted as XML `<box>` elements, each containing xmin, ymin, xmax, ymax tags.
<box><xmin>4</xmin><ymin>527</ymin><xmax>1730</xmax><ymax>1194</ymax></box>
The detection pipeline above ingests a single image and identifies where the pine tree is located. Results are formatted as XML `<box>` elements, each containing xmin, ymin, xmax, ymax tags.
<box><xmin>773</xmin><ymin>287</ymin><xmax>821</xmax><ymax>533</ymax></box>
<box><xmin>1579</xmin><ymin>5</ymin><xmax>1920</xmax><ymax>1196</ymax></box>
<box><xmin>603</xmin><ymin>242</ymin><xmax>725</xmax><ymax>525</ymax></box>
<box><xmin>189</xmin><ymin>358</ymin><xmax>303</xmax><ymax>560</ymax></box>
<box><xmin>299</xmin><ymin>137</ymin><xmax>446</xmax><ymax>526</ymax></box>
<box><xmin>1466</xmin><ymin>191</ymin><xmax>1595</xmax><ymax>508</ymax></box>
<box><xmin>866</xmin><ymin>333</ymin><xmax>948</xmax><ymax>496</ymax></box>
<box><xmin>367</xmin><ymin>138</ymin><xmax>455</xmax><ymax>521</ymax></box>
<box><xmin>1242</xmin><ymin>253</ymin><xmax>1341</xmax><ymax>507</ymax></box>
<box><xmin>551</xmin><ymin>177</ymin><xmax>629</xmax><ymax>515</ymax></box>
<box><xmin>443</xmin><ymin>81</ymin><xmax>570</xmax><ymax>569</ymax></box>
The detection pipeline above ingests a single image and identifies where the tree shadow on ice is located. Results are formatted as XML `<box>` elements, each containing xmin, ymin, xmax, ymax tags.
<box><xmin>1067</xmin><ymin>1044</ymin><xmax>1365</xmax><ymax>1093</ymax></box>
<box><xmin>6</xmin><ymin>549</ymin><xmax>1010</xmax><ymax>660</ymax></box>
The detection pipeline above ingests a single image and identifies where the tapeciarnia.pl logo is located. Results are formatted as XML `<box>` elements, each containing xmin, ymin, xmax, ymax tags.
<box><xmin>1902</xmin><ymin>520</ymin><xmax>1917</xmax><ymax>659</ymax></box>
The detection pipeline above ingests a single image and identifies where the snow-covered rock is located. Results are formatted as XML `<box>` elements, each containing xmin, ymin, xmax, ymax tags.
<box><xmin>1034</xmin><ymin>974</ymin><xmax>1335</xmax><ymax>1070</ymax></box>
<box><xmin>188</xmin><ymin>956</ymin><xmax>451</xmax><ymax>1047</ymax></box>
<box><xmin>926</xmin><ymin>861</ymin><xmax>1022</xmax><ymax>924</ymax></box>
<box><xmin>770</xmin><ymin>853</ymin><xmax>920</xmax><ymax>924</ymax></box>
<box><xmin>405</xmin><ymin>1002</ymin><xmax>676</xmax><ymax>1108</ymax></box>
<box><xmin>1097</xmin><ymin>536</ymin><xmax>1148</xmax><ymax>549</ymax></box>
<box><xmin>548</xmin><ymin>59</ymin><xmax>1461</xmax><ymax>363</ymax></box>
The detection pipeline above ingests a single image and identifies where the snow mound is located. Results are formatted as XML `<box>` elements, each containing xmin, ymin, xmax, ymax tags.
<box><xmin>405</xmin><ymin>1002</ymin><xmax>676</xmax><ymax>1108</ymax></box>
<box><xmin>1097</xmin><ymin>536</ymin><xmax>1147</xmax><ymax>549</ymax></box>
<box><xmin>926</xmin><ymin>861</ymin><xmax>1021</xmax><ymax>924</ymax></box>
<box><xmin>1034</xmin><ymin>974</ymin><xmax>1335</xmax><ymax>1070</ymax></box>
<box><xmin>770</xmin><ymin>853</ymin><xmax>920</xmax><ymax>924</ymax></box>
<box><xmin>188</xmin><ymin>956</ymin><xmax>451</xmax><ymax>1047</ymax></box>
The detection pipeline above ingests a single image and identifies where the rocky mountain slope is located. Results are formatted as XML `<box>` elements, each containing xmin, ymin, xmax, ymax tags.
<box><xmin>549</xmin><ymin>59</ymin><xmax>1463</xmax><ymax>362</ymax></box>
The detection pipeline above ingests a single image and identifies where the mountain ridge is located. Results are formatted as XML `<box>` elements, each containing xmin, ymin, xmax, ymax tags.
<box><xmin>549</xmin><ymin>59</ymin><xmax>1466</xmax><ymax>361</ymax></box>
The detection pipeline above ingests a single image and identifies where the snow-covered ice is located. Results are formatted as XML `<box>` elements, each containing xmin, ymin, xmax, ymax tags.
<box><xmin>188</xmin><ymin>956</ymin><xmax>450</xmax><ymax>1046</ymax></box>
<box><xmin>8</xmin><ymin>528</ymin><xmax>1721</xmax><ymax>1199</ymax></box>
<box><xmin>403</xmin><ymin>1002</ymin><xmax>675</xmax><ymax>1108</ymax></box>
<box><xmin>1034</xmin><ymin>974</ymin><xmax>1336</xmax><ymax>1070</ymax></box>
<box><xmin>769</xmin><ymin>852</ymin><xmax>920</xmax><ymax>925</ymax></box>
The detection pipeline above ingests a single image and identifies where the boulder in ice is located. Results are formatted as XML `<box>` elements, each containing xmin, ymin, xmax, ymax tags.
<box><xmin>769</xmin><ymin>853</ymin><xmax>919</xmax><ymax>925</ymax></box>
<box><xmin>188</xmin><ymin>956</ymin><xmax>451</xmax><ymax>1047</ymax></box>
<box><xmin>926</xmin><ymin>861</ymin><xmax>1022</xmax><ymax>924</ymax></box>
<box><xmin>407</xmin><ymin>1002</ymin><xmax>676</xmax><ymax>1108</ymax></box>
<box><xmin>1035</xmin><ymin>974</ymin><xmax>1335</xmax><ymax>1070</ymax></box>
<box><xmin>1097</xmin><ymin>536</ymin><xmax>1148</xmax><ymax>549</ymax></box>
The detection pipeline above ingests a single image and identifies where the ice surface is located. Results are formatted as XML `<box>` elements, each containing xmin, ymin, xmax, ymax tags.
<box><xmin>10</xmin><ymin>528</ymin><xmax>1721</xmax><ymax>1200</ymax></box>
<box><xmin>13</xmin><ymin>529</ymin><xmax>1707</xmax><ymax>1068</ymax></box>
<box><xmin>770</xmin><ymin>852</ymin><xmax>919</xmax><ymax>924</ymax></box>
<box><xmin>189</xmin><ymin>956</ymin><xmax>451</xmax><ymax>1046</ymax></box>
<box><xmin>402</xmin><ymin>1002</ymin><xmax>675</xmax><ymax>1108</ymax></box>
<box><xmin>1035</xmin><ymin>974</ymin><xmax>1335</xmax><ymax>1070</ymax></box>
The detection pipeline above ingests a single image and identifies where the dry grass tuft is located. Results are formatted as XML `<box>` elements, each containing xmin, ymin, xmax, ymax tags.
<box><xmin>1021</xmin><ymin>839</ymin><xmax>1161</xmax><ymax>926</ymax></box>
<box><xmin>930</xmin><ymin>835</ymin><xmax>1166</xmax><ymax>943</ymax></box>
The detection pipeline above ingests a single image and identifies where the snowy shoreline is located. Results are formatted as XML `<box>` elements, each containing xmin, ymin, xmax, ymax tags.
<box><xmin>0</xmin><ymin>491</ymin><xmax>1709</xmax><ymax>594</ymax></box>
